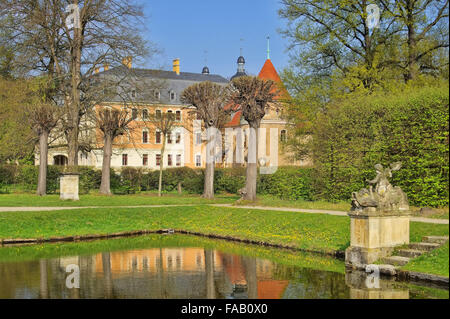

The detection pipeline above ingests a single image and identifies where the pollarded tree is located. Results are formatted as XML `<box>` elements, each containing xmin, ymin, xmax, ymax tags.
<box><xmin>28</xmin><ymin>103</ymin><xmax>61</xmax><ymax>196</ymax></box>
<box><xmin>98</xmin><ymin>107</ymin><xmax>133</xmax><ymax>195</ymax></box>
<box><xmin>181</xmin><ymin>82</ymin><xmax>231</xmax><ymax>199</ymax></box>
<box><xmin>231</xmin><ymin>76</ymin><xmax>278</xmax><ymax>201</ymax></box>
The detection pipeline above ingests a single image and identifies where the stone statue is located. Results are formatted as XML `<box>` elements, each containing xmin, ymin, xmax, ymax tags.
<box><xmin>351</xmin><ymin>162</ymin><xmax>409</xmax><ymax>213</ymax></box>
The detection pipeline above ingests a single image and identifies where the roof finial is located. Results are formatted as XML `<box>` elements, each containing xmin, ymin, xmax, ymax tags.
<box><xmin>204</xmin><ymin>50</ymin><xmax>208</xmax><ymax>65</ymax></box>
<box><xmin>240</xmin><ymin>38</ymin><xmax>244</xmax><ymax>56</ymax></box>
<box><xmin>267</xmin><ymin>36</ymin><xmax>270</xmax><ymax>60</ymax></box>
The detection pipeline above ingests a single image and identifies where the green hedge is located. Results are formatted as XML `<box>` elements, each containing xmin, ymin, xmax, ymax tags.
<box><xmin>0</xmin><ymin>165</ymin><xmax>316</xmax><ymax>200</ymax></box>
<box><xmin>310</xmin><ymin>84</ymin><xmax>449</xmax><ymax>207</ymax></box>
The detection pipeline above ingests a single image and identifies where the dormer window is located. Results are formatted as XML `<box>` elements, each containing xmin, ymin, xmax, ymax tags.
<box><xmin>170</xmin><ymin>91</ymin><xmax>176</xmax><ymax>101</ymax></box>
<box><xmin>131</xmin><ymin>89</ymin><xmax>136</xmax><ymax>98</ymax></box>
<box><xmin>154</xmin><ymin>90</ymin><xmax>160</xmax><ymax>100</ymax></box>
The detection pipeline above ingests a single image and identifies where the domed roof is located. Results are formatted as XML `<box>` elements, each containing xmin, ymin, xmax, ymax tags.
<box><xmin>237</xmin><ymin>56</ymin><xmax>245</xmax><ymax>64</ymax></box>
<box><xmin>202</xmin><ymin>66</ymin><xmax>210</xmax><ymax>75</ymax></box>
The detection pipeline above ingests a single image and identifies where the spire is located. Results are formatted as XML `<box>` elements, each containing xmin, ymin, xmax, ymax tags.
<box><xmin>267</xmin><ymin>36</ymin><xmax>270</xmax><ymax>60</ymax></box>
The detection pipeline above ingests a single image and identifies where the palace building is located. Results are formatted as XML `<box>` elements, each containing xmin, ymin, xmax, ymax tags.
<box><xmin>38</xmin><ymin>49</ymin><xmax>306</xmax><ymax>170</ymax></box>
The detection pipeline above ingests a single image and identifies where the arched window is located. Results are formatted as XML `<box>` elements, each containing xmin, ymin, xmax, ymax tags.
<box><xmin>280</xmin><ymin>130</ymin><xmax>287</xmax><ymax>142</ymax></box>
<box><xmin>155</xmin><ymin>109</ymin><xmax>162</xmax><ymax>119</ymax></box>
<box><xmin>142</xmin><ymin>129</ymin><xmax>149</xmax><ymax>144</ymax></box>
<box><xmin>155</xmin><ymin>130</ymin><xmax>162</xmax><ymax>144</ymax></box>
<box><xmin>142</xmin><ymin>109</ymin><xmax>149</xmax><ymax>121</ymax></box>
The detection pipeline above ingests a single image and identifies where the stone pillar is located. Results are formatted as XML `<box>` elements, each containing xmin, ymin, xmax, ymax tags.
<box><xmin>60</xmin><ymin>173</ymin><xmax>80</xmax><ymax>201</ymax></box>
<box><xmin>346</xmin><ymin>208</ymin><xmax>410</xmax><ymax>266</ymax></box>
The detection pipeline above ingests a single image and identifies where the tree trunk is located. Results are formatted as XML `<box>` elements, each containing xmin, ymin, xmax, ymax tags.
<box><xmin>102</xmin><ymin>252</ymin><xmax>113</xmax><ymax>298</ymax></box>
<box><xmin>204</xmin><ymin>249</ymin><xmax>216</xmax><ymax>299</ymax></box>
<box><xmin>203</xmin><ymin>161</ymin><xmax>215</xmax><ymax>199</ymax></box>
<box><xmin>39</xmin><ymin>259</ymin><xmax>49</xmax><ymax>299</ymax></box>
<box><xmin>244</xmin><ymin>124</ymin><xmax>259</xmax><ymax>201</ymax></box>
<box><xmin>158</xmin><ymin>135</ymin><xmax>166</xmax><ymax>197</ymax></box>
<box><xmin>100</xmin><ymin>134</ymin><xmax>113</xmax><ymax>195</ymax></box>
<box><xmin>37</xmin><ymin>131</ymin><xmax>49</xmax><ymax>196</ymax></box>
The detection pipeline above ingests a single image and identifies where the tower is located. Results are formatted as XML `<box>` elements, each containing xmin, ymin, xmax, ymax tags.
<box><xmin>231</xmin><ymin>40</ymin><xmax>247</xmax><ymax>80</ymax></box>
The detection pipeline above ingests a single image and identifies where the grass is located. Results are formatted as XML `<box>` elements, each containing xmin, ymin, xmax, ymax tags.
<box><xmin>0</xmin><ymin>206</ymin><xmax>448</xmax><ymax>255</ymax></box>
<box><xmin>235</xmin><ymin>195</ymin><xmax>351</xmax><ymax>211</ymax></box>
<box><xmin>0</xmin><ymin>193</ymin><xmax>238</xmax><ymax>207</ymax></box>
<box><xmin>401</xmin><ymin>242</ymin><xmax>449</xmax><ymax>278</ymax></box>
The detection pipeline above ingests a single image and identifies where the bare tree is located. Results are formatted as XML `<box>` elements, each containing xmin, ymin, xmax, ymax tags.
<box><xmin>28</xmin><ymin>103</ymin><xmax>60</xmax><ymax>196</ymax></box>
<box><xmin>97</xmin><ymin>107</ymin><xmax>133</xmax><ymax>195</ymax></box>
<box><xmin>2</xmin><ymin>0</ymin><xmax>150</xmax><ymax>166</ymax></box>
<box><xmin>144</xmin><ymin>112</ymin><xmax>176</xmax><ymax>197</ymax></box>
<box><xmin>231</xmin><ymin>76</ymin><xmax>278</xmax><ymax>201</ymax></box>
<box><xmin>181</xmin><ymin>82</ymin><xmax>231</xmax><ymax>199</ymax></box>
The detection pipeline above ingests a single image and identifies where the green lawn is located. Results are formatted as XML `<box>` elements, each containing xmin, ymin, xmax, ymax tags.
<box><xmin>0</xmin><ymin>206</ymin><xmax>448</xmax><ymax>255</ymax></box>
<box><xmin>235</xmin><ymin>195</ymin><xmax>351</xmax><ymax>211</ymax></box>
<box><xmin>0</xmin><ymin>193</ymin><xmax>237</xmax><ymax>207</ymax></box>
<box><xmin>402</xmin><ymin>242</ymin><xmax>449</xmax><ymax>278</ymax></box>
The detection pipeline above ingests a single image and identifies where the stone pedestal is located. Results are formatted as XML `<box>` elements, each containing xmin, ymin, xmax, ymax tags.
<box><xmin>60</xmin><ymin>173</ymin><xmax>80</xmax><ymax>201</ymax></box>
<box><xmin>345</xmin><ymin>208</ymin><xmax>410</xmax><ymax>266</ymax></box>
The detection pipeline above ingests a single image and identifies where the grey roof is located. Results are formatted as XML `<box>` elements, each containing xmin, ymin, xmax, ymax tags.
<box><xmin>230</xmin><ymin>71</ymin><xmax>247</xmax><ymax>81</ymax></box>
<box><xmin>97</xmin><ymin>66</ymin><xmax>229</xmax><ymax>105</ymax></box>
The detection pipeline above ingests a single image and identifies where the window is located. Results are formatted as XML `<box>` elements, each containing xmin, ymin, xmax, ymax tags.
<box><xmin>155</xmin><ymin>110</ymin><xmax>162</xmax><ymax>119</ymax></box>
<box><xmin>176</xmin><ymin>110</ymin><xmax>181</xmax><ymax>121</ymax></box>
<box><xmin>155</xmin><ymin>131</ymin><xmax>161</xmax><ymax>144</ymax></box>
<box><xmin>196</xmin><ymin>112</ymin><xmax>201</xmax><ymax>120</ymax></box>
<box><xmin>156</xmin><ymin>154</ymin><xmax>161</xmax><ymax>166</ymax></box>
<box><xmin>176</xmin><ymin>132</ymin><xmax>181</xmax><ymax>144</ymax></box>
<box><xmin>143</xmin><ymin>154</ymin><xmax>148</xmax><ymax>166</ymax></box>
<box><xmin>167</xmin><ymin>133</ymin><xmax>173</xmax><ymax>144</ymax></box>
<box><xmin>131</xmin><ymin>89</ymin><xmax>136</xmax><ymax>98</ymax></box>
<box><xmin>167</xmin><ymin>154</ymin><xmax>173</xmax><ymax>167</ymax></box>
<box><xmin>280</xmin><ymin>130</ymin><xmax>287</xmax><ymax>142</ymax></box>
<box><xmin>176</xmin><ymin>154</ymin><xmax>182</xmax><ymax>167</ymax></box>
<box><xmin>167</xmin><ymin>110</ymin><xmax>174</xmax><ymax>120</ymax></box>
<box><xmin>170</xmin><ymin>91</ymin><xmax>176</xmax><ymax>101</ymax></box>
<box><xmin>196</xmin><ymin>132</ymin><xmax>202</xmax><ymax>145</ymax></box>
<box><xmin>142</xmin><ymin>109</ymin><xmax>149</xmax><ymax>121</ymax></box>
<box><xmin>196</xmin><ymin>155</ymin><xmax>202</xmax><ymax>167</ymax></box>
<box><xmin>132</xmin><ymin>108</ymin><xmax>138</xmax><ymax>120</ymax></box>
<box><xmin>142</xmin><ymin>130</ymin><xmax>149</xmax><ymax>144</ymax></box>
<box><xmin>154</xmin><ymin>90</ymin><xmax>160</xmax><ymax>100</ymax></box>
<box><xmin>122</xmin><ymin>154</ymin><xmax>128</xmax><ymax>166</ymax></box>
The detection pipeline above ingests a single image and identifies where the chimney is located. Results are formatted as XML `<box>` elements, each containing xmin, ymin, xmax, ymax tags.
<box><xmin>122</xmin><ymin>56</ymin><xmax>132</xmax><ymax>69</ymax></box>
<box><xmin>173</xmin><ymin>58</ymin><xmax>180</xmax><ymax>75</ymax></box>
<box><xmin>104</xmin><ymin>63</ymin><xmax>110</xmax><ymax>71</ymax></box>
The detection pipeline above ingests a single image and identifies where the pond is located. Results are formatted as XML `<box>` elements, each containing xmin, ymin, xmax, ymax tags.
<box><xmin>0</xmin><ymin>234</ymin><xmax>447</xmax><ymax>299</ymax></box>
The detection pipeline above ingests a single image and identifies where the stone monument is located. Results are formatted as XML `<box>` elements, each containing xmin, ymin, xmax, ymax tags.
<box><xmin>60</xmin><ymin>173</ymin><xmax>80</xmax><ymax>201</ymax></box>
<box><xmin>346</xmin><ymin>162</ymin><xmax>410</xmax><ymax>267</ymax></box>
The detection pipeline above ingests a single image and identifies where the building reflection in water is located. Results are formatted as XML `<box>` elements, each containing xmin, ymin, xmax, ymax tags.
<box><xmin>0</xmin><ymin>245</ymin><xmax>439</xmax><ymax>299</ymax></box>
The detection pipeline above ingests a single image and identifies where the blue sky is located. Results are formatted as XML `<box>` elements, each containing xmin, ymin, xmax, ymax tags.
<box><xmin>142</xmin><ymin>0</ymin><xmax>290</xmax><ymax>79</ymax></box>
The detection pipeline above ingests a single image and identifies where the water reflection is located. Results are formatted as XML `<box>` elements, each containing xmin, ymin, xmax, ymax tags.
<box><xmin>0</xmin><ymin>240</ymin><xmax>446</xmax><ymax>299</ymax></box>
